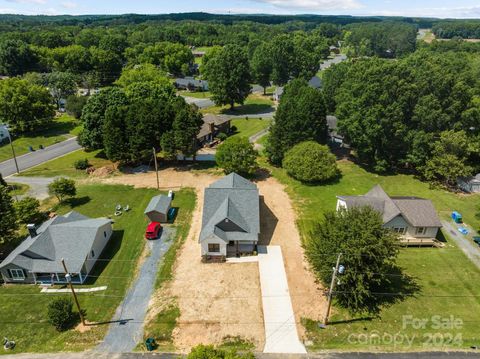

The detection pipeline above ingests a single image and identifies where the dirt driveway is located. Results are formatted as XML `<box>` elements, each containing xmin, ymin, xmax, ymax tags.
<box><xmin>100</xmin><ymin>168</ymin><xmax>326</xmax><ymax>350</ymax></box>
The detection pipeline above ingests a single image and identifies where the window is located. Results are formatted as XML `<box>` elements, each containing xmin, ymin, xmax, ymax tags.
<box><xmin>104</xmin><ymin>231</ymin><xmax>107</xmax><ymax>238</ymax></box>
<box><xmin>228</xmin><ymin>241</ymin><xmax>235</xmax><ymax>246</ymax></box>
<box><xmin>9</xmin><ymin>269</ymin><xmax>25</xmax><ymax>281</ymax></box>
<box><xmin>208</xmin><ymin>243</ymin><xmax>220</xmax><ymax>253</ymax></box>
<box><xmin>416</xmin><ymin>227</ymin><xmax>426</xmax><ymax>235</ymax></box>
<box><xmin>393</xmin><ymin>227</ymin><xmax>406</xmax><ymax>235</ymax></box>
<box><xmin>91</xmin><ymin>250</ymin><xmax>95</xmax><ymax>258</ymax></box>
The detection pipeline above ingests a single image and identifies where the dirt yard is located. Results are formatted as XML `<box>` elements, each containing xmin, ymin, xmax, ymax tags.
<box><xmin>100</xmin><ymin>167</ymin><xmax>326</xmax><ymax>349</ymax></box>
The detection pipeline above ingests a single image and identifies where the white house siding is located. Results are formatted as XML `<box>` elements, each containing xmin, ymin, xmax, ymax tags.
<box><xmin>201</xmin><ymin>236</ymin><xmax>227</xmax><ymax>256</ymax></box>
<box><xmin>384</xmin><ymin>215</ymin><xmax>439</xmax><ymax>239</ymax></box>
<box><xmin>84</xmin><ymin>222</ymin><xmax>113</xmax><ymax>274</ymax></box>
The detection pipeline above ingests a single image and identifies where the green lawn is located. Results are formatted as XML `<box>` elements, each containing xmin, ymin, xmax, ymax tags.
<box><xmin>267</xmin><ymin>160</ymin><xmax>480</xmax><ymax>351</ymax></box>
<box><xmin>230</xmin><ymin>118</ymin><xmax>271</xmax><ymax>140</ymax></box>
<box><xmin>0</xmin><ymin>115</ymin><xmax>82</xmax><ymax>163</ymax></box>
<box><xmin>7</xmin><ymin>182</ymin><xmax>30</xmax><ymax>196</ymax></box>
<box><xmin>0</xmin><ymin>183</ymin><xmax>194</xmax><ymax>353</ymax></box>
<box><xmin>200</xmin><ymin>94</ymin><xmax>274</xmax><ymax>116</ymax></box>
<box><xmin>20</xmin><ymin>149</ymin><xmax>113</xmax><ymax>178</ymax></box>
<box><xmin>178</xmin><ymin>90</ymin><xmax>211</xmax><ymax>99</ymax></box>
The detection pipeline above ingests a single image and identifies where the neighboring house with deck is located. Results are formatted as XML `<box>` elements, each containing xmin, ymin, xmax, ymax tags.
<box><xmin>0</xmin><ymin>211</ymin><xmax>113</xmax><ymax>284</ymax></box>
<box><xmin>197</xmin><ymin>114</ymin><xmax>231</xmax><ymax>147</ymax></box>
<box><xmin>336</xmin><ymin>185</ymin><xmax>442</xmax><ymax>243</ymax></box>
<box><xmin>458</xmin><ymin>174</ymin><xmax>480</xmax><ymax>193</ymax></box>
<box><xmin>199</xmin><ymin>173</ymin><xmax>260</xmax><ymax>259</ymax></box>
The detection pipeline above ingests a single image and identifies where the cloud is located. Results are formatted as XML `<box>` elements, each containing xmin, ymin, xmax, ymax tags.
<box><xmin>251</xmin><ymin>0</ymin><xmax>363</xmax><ymax>11</ymax></box>
<box><xmin>5</xmin><ymin>0</ymin><xmax>47</xmax><ymax>4</ymax></box>
<box><xmin>360</xmin><ymin>6</ymin><xmax>480</xmax><ymax>19</ymax></box>
<box><xmin>61</xmin><ymin>1</ymin><xmax>77</xmax><ymax>9</ymax></box>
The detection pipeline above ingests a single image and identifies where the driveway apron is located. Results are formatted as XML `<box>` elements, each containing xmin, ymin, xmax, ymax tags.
<box><xmin>96</xmin><ymin>227</ymin><xmax>175</xmax><ymax>353</ymax></box>
<box><xmin>258</xmin><ymin>245</ymin><xmax>306</xmax><ymax>354</ymax></box>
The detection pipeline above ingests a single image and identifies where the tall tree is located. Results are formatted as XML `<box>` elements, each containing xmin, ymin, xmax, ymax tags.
<box><xmin>216</xmin><ymin>137</ymin><xmax>258</xmax><ymax>176</ymax></box>
<box><xmin>267</xmin><ymin>79</ymin><xmax>328</xmax><ymax>165</ymax></box>
<box><xmin>115</xmin><ymin>64</ymin><xmax>169</xmax><ymax>88</ymax></box>
<box><xmin>251</xmin><ymin>43</ymin><xmax>272</xmax><ymax>95</ymax></box>
<box><xmin>0</xmin><ymin>184</ymin><xmax>18</xmax><ymax>245</ymax></box>
<box><xmin>46</xmin><ymin>71</ymin><xmax>78</xmax><ymax>108</ymax></box>
<box><xmin>0</xmin><ymin>39</ymin><xmax>38</xmax><ymax>76</ymax></box>
<box><xmin>203</xmin><ymin>44</ymin><xmax>251</xmax><ymax>109</ymax></box>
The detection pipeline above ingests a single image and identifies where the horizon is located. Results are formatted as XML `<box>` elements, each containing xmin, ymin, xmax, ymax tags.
<box><xmin>1</xmin><ymin>0</ymin><xmax>480</xmax><ymax>19</ymax></box>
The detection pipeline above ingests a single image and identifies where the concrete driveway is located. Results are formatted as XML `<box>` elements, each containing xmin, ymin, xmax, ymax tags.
<box><xmin>0</xmin><ymin>137</ymin><xmax>81</xmax><ymax>177</ymax></box>
<box><xmin>441</xmin><ymin>220</ymin><xmax>480</xmax><ymax>270</ymax></box>
<box><xmin>95</xmin><ymin>227</ymin><xmax>175</xmax><ymax>353</ymax></box>
<box><xmin>257</xmin><ymin>245</ymin><xmax>306</xmax><ymax>354</ymax></box>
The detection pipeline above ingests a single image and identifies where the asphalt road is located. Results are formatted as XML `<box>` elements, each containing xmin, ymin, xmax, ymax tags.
<box><xmin>0</xmin><ymin>137</ymin><xmax>81</xmax><ymax>178</ymax></box>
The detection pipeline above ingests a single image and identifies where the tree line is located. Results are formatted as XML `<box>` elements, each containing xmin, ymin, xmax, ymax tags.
<box><xmin>433</xmin><ymin>21</ymin><xmax>480</xmax><ymax>39</ymax></box>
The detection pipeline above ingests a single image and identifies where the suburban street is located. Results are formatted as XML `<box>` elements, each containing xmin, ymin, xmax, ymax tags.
<box><xmin>0</xmin><ymin>137</ymin><xmax>81</xmax><ymax>178</ymax></box>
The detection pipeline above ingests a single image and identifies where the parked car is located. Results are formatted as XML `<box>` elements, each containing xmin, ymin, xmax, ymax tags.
<box><xmin>473</xmin><ymin>236</ymin><xmax>480</xmax><ymax>246</ymax></box>
<box><xmin>145</xmin><ymin>222</ymin><xmax>162</xmax><ymax>240</ymax></box>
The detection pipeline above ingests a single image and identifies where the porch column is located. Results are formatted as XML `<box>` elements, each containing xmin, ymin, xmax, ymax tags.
<box><xmin>236</xmin><ymin>241</ymin><xmax>239</xmax><ymax>257</ymax></box>
<box><xmin>79</xmin><ymin>272</ymin><xmax>83</xmax><ymax>284</ymax></box>
<box><xmin>55</xmin><ymin>273</ymin><xmax>60</xmax><ymax>283</ymax></box>
<box><xmin>32</xmin><ymin>272</ymin><xmax>37</xmax><ymax>285</ymax></box>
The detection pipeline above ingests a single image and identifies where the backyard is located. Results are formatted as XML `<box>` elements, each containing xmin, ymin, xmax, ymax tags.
<box><xmin>230</xmin><ymin>118</ymin><xmax>271</xmax><ymax>140</ymax></box>
<box><xmin>0</xmin><ymin>183</ymin><xmax>194</xmax><ymax>353</ymax></box>
<box><xmin>0</xmin><ymin>115</ymin><xmax>82</xmax><ymax>163</ymax></box>
<box><xmin>200</xmin><ymin>94</ymin><xmax>274</xmax><ymax>116</ymax></box>
<box><xmin>267</xmin><ymin>159</ymin><xmax>480</xmax><ymax>351</ymax></box>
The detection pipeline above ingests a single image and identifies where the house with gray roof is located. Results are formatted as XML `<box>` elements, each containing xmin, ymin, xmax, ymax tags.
<box><xmin>199</xmin><ymin>173</ymin><xmax>260</xmax><ymax>259</ymax></box>
<box><xmin>174</xmin><ymin>77</ymin><xmax>208</xmax><ymax>91</ymax></box>
<box><xmin>197</xmin><ymin>114</ymin><xmax>231</xmax><ymax>146</ymax></box>
<box><xmin>458</xmin><ymin>173</ymin><xmax>480</xmax><ymax>193</ymax></box>
<box><xmin>145</xmin><ymin>195</ymin><xmax>172</xmax><ymax>223</ymax></box>
<box><xmin>0</xmin><ymin>211</ymin><xmax>113</xmax><ymax>284</ymax></box>
<box><xmin>336</xmin><ymin>185</ymin><xmax>442</xmax><ymax>242</ymax></box>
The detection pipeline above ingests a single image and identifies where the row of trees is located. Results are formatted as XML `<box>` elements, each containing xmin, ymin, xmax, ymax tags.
<box><xmin>79</xmin><ymin>77</ymin><xmax>203</xmax><ymax>163</ymax></box>
<box><xmin>323</xmin><ymin>50</ymin><xmax>480</xmax><ymax>185</ymax></box>
<box><xmin>433</xmin><ymin>21</ymin><xmax>480</xmax><ymax>39</ymax></box>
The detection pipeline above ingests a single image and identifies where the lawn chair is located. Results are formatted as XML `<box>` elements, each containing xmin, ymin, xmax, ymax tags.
<box><xmin>115</xmin><ymin>204</ymin><xmax>122</xmax><ymax>211</ymax></box>
<box><xmin>123</xmin><ymin>205</ymin><xmax>130</xmax><ymax>212</ymax></box>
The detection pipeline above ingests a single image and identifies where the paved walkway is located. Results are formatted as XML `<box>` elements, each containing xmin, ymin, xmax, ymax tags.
<box><xmin>442</xmin><ymin>220</ymin><xmax>480</xmax><ymax>270</ymax></box>
<box><xmin>257</xmin><ymin>245</ymin><xmax>306</xmax><ymax>354</ymax></box>
<box><xmin>95</xmin><ymin>228</ymin><xmax>175</xmax><ymax>353</ymax></box>
<box><xmin>41</xmin><ymin>286</ymin><xmax>107</xmax><ymax>293</ymax></box>
<box><xmin>0</xmin><ymin>137</ymin><xmax>81</xmax><ymax>177</ymax></box>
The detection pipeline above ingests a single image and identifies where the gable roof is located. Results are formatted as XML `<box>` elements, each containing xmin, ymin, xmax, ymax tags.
<box><xmin>0</xmin><ymin>211</ymin><xmax>111</xmax><ymax>273</ymax></box>
<box><xmin>200</xmin><ymin>173</ymin><xmax>260</xmax><ymax>243</ymax></box>
<box><xmin>145</xmin><ymin>195</ymin><xmax>172</xmax><ymax>215</ymax></box>
<box><xmin>337</xmin><ymin>185</ymin><xmax>442</xmax><ymax>228</ymax></box>
<box><xmin>198</xmin><ymin>114</ymin><xmax>231</xmax><ymax>139</ymax></box>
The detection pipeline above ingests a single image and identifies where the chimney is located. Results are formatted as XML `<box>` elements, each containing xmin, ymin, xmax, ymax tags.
<box><xmin>209</xmin><ymin>122</ymin><xmax>215</xmax><ymax>135</ymax></box>
<box><xmin>27</xmin><ymin>224</ymin><xmax>37</xmax><ymax>237</ymax></box>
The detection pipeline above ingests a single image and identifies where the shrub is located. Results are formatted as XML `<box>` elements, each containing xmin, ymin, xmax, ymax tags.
<box><xmin>282</xmin><ymin>141</ymin><xmax>339</xmax><ymax>183</ymax></box>
<box><xmin>48</xmin><ymin>177</ymin><xmax>76</xmax><ymax>203</ymax></box>
<box><xmin>217</xmin><ymin>132</ymin><xmax>228</xmax><ymax>141</ymax></box>
<box><xmin>187</xmin><ymin>344</ymin><xmax>254</xmax><ymax>359</ymax></box>
<box><xmin>216</xmin><ymin>137</ymin><xmax>258</xmax><ymax>176</ymax></box>
<box><xmin>47</xmin><ymin>298</ymin><xmax>76</xmax><ymax>331</ymax></box>
<box><xmin>14</xmin><ymin>196</ymin><xmax>43</xmax><ymax>224</ymax></box>
<box><xmin>74</xmin><ymin>158</ymin><xmax>90</xmax><ymax>170</ymax></box>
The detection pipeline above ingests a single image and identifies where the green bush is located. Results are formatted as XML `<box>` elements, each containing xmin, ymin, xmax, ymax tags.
<box><xmin>74</xmin><ymin>158</ymin><xmax>90</xmax><ymax>170</ymax></box>
<box><xmin>47</xmin><ymin>298</ymin><xmax>76</xmax><ymax>331</ymax></box>
<box><xmin>48</xmin><ymin>177</ymin><xmax>76</xmax><ymax>202</ymax></box>
<box><xmin>217</xmin><ymin>132</ymin><xmax>228</xmax><ymax>141</ymax></box>
<box><xmin>282</xmin><ymin>141</ymin><xmax>339</xmax><ymax>183</ymax></box>
<box><xmin>216</xmin><ymin>137</ymin><xmax>258</xmax><ymax>176</ymax></box>
<box><xmin>14</xmin><ymin>196</ymin><xmax>43</xmax><ymax>224</ymax></box>
<box><xmin>187</xmin><ymin>344</ymin><xmax>254</xmax><ymax>359</ymax></box>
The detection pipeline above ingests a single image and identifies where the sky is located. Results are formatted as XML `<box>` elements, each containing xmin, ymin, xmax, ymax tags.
<box><xmin>1</xmin><ymin>0</ymin><xmax>480</xmax><ymax>19</ymax></box>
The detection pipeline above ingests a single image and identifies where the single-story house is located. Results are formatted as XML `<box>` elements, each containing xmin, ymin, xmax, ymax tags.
<box><xmin>144</xmin><ymin>195</ymin><xmax>172</xmax><ymax>223</ymax></box>
<box><xmin>174</xmin><ymin>77</ymin><xmax>209</xmax><ymax>91</ymax></box>
<box><xmin>326</xmin><ymin>115</ymin><xmax>345</xmax><ymax>145</ymax></box>
<box><xmin>458</xmin><ymin>174</ymin><xmax>480</xmax><ymax>193</ymax></box>
<box><xmin>0</xmin><ymin>211</ymin><xmax>113</xmax><ymax>284</ymax></box>
<box><xmin>197</xmin><ymin>114</ymin><xmax>231</xmax><ymax>146</ymax></box>
<box><xmin>273</xmin><ymin>76</ymin><xmax>322</xmax><ymax>102</ymax></box>
<box><xmin>199</xmin><ymin>173</ymin><xmax>260</xmax><ymax>259</ymax></box>
<box><xmin>336</xmin><ymin>185</ymin><xmax>442</xmax><ymax>241</ymax></box>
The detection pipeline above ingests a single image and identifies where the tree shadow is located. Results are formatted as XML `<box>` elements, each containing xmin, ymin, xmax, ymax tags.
<box><xmin>329</xmin><ymin>316</ymin><xmax>375</xmax><ymax>325</ymax></box>
<box><xmin>258</xmin><ymin>196</ymin><xmax>278</xmax><ymax>246</ymax></box>
<box><xmin>220</xmin><ymin>104</ymin><xmax>274</xmax><ymax>116</ymax></box>
<box><xmin>253</xmin><ymin>167</ymin><xmax>271</xmax><ymax>182</ymax></box>
<box><xmin>83</xmin><ymin>229</ymin><xmax>124</xmax><ymax>285</ymax></box>
<box><xmin>64</xmin><ymin>196</ymin><xmax>91</xmax><ymax>208</ymax></box>
<box><xmin>22</xmin><ymin>118</ymin><xmax>78</xmax><ymax>139</ymax></box>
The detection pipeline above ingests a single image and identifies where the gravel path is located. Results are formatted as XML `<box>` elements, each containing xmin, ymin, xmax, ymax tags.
<box><xmin>441</xmin><ymin>220</ymin><xmax>480</xmax><ymax>270</ymax></box>
<box><xmin>96</xmin><ymin>227</ymin><xmax>175</xmax><ymax>353</ymax></box>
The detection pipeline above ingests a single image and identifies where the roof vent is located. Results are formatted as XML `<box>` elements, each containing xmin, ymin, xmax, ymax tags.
<box><xmin>27</xmin><ymin>224</ymin><xmax>37</xmax><ymax>237</ymax></box>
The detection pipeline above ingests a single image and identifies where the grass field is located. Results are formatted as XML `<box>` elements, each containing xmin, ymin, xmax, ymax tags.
<box><xmin>178</xmin><ymin>90</ymin><xmax>211</xmax><ymax>99</ymax></box>
<box><xmin>21</xmin><ymin>149</ymin><xmax>113</xmax><ymax>178</ymax></box>
<box><xmin>7</xmin><ymin>182</ymin><xmax>30</xmax><ymax>196</ymax></box>
<box><xmin>0</xmin><ymin>115</ymin><xmax>82</xmax><ymax>163</ymax></box>
<box><xmin>0</xmin><ymin>184</ymin><xmax>194</xmax><ymax>353</ymax></box>
<box><xmin>230</xmin><ymin>118</ymin><xmax>271</xmax><ymax>140</ymax></box>
<box><xmin>267</xmin><ymin>160</ymin><xmax>480</xmax><ymax>351</ymax></box>
<box><xmin>200</xmin><ymin>94</ymin><xmax>274</xmax><ymax>116</ymax></box>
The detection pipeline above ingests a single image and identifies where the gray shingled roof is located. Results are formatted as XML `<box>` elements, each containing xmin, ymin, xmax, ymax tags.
<box><xmin>200</xmin><ymin>173</ymin><xmax>260</xmax><ymax>243</ymax></box>
<box><xmin>145</xmin><ymin>195</ymin><xmax>172</xmax><ymax>215</ymax></box>
<box><xmin>197</xmin><ymin>114</ymin><xmax>231</xmax><ymax>139</ymax></box>
<box><xmin>0</xmin><ymin>211</ymin><xmax>111</xmax><ymax>273</ymax></box>
<box><xmin>337</xmin><ymin>185</ymin><xmax>442</xmax><ymax>228</ymax></box>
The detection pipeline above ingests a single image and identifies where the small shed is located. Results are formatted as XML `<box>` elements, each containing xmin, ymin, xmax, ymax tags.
<box><xmin>144</xmin><ymin>195</ymin><xmax>172</xmax><ymax>223</ymax></box>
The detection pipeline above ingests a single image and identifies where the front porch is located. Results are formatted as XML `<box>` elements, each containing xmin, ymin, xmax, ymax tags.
<box><xmin>226</xmin><ymin>240</ymin><xmax>257</xmax><ymax>257</ymax></box>
<box><xmin>33</xmin><ymin>272</ymin><xmax>86</xmax><ymax>285</ymax></box>
<box><xmin>400</xmin><ymin>237</ymin><xmax>444</xmax><ymax>247</ymax></box>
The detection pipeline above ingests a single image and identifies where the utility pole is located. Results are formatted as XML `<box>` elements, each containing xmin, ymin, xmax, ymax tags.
<box><xmin>61</xmin><ymin>258</ymin><xmax>85</xmax><ymax>326</ymax></box>
<box><xmin>153</xmin><ymin>147</ymin><xmax>159</xmax><ymax>190</ymax></box>
<box><xmin>323</xmin><ymin>253</ymin><xmax>343</xmax><ymax>326</ymax></box>
<box><xmin>3</xmin><ymin>125</ymin><xmax>19</xmax><ymax>174</ymax></box>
